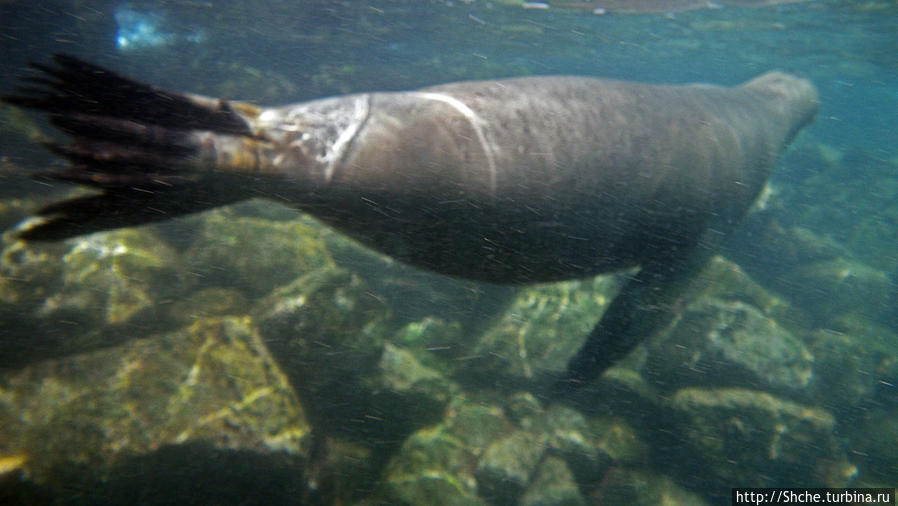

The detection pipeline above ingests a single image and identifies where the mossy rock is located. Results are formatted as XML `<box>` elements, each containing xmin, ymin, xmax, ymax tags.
<box><xmin>670</xmin><ymin>387</ymin><xmax>841</xmax><ymax>487</ymax></box>
<box><xmin>187</xmin><ymin>213</ymin><xmax>334</xmax><ymax>298</ymax></box>
<box><xmin>0</xmin><ymin>316</ymin><xmax>310</xmax><ymax>493</ymax></box>
<box><xmin>591</xmin><ymin>468</ymin><xmax>709</xmax><ymax>505</ymax></box>
<box><xmin>468</xmin><ymin>274</ymin><xmax>623</xmax><ymax>386</ymax></box>
<box><xmin>520</xmin><ymin>456</ymin><xmax>585</xmax><ymax>506</ymax></box>
<box><xmin>43</xmin><ymin>229</ymin><xmax>186</xmax><ymax>328</ymax></box>
<box><xmin>253</xmin><ymin>265</ymin><xmax>390</xmax><ymax>394</ymax></box>
<box><xmin>645</xmin><ymin>297</ymin><xmax>813</xmax><ymax>395</ymax></box>
<box><xmin>385</xmin><ymin>423</ymin><xmax>484</xmax><ymax>506</ymax></box>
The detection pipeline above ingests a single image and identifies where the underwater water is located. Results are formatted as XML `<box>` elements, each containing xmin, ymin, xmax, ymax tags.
<box><xmin>0</xmin><ymin>0</ymin><xmax>896</xmax><ymax>504</ymax></box>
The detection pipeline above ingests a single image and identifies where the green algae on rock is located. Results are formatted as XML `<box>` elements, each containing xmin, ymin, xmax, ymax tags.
<box><xmin>385</xmin><ymin>420</ymin><xmax>487</xmax><ymax>505</ymax></box>
<box><xmin>467</xmin><ymin>274</ymin><xmax>624</xmax><ymax>385</ymax></box>
<box><xmin>47</xmin><ymin>229</ymin><xmax>186</xmax><ymax>327</ymax></box>
<box><xmin>186</xmin><ymin>212</ymin><xmax>334</xmax><ymax>298</ymax></box>
<box><xmin>591</xmin><ymin>468</ymin><xmax>709</xmax><ymax>506</ymax></box>
<box><xmin>804</xmin><ymin>324</ymin><xmax>898</xmax><ymax>413</ymax></box>
<box><xmin>253</xmin><ymin>265</ymin><xmax>390</xmax><ymax>395</ymax></box>
<box><xmin>787</xmin><ymin>257</ymin><xmax>893</xmax><ymax>325</ymax></box>
<box><xmin>476</xmin><ymin>429</ymin><xmax>545</xmax><ymax>503</ymax></box>
<box><xmin>670</xmin><ymin>387</ymin><xmax>848</xmax><ymax>487</ymax></box>
<box><xmin>680</xmin><ymin>256</ymin><xmax>801</xmax><ymax>329</ymax></box>
<box><xmin>167</xmin><ymin>287</ymin><xmax>251</xmax><ymax>327</ymax></box>
<box><xmin>520</xmin><ymin>455</ymin><xmax>585</xmax><ymax>506</ymax></box>
<box><xmin>0</xmin><ymin>316</ymin><xmax>310</xmax><ymax>494</ymax></box>
<box><xmin>645</xmin><ymin>298</ymin><xmax>814</xmax><ymax>394</ymax></box>
<box><xmin>0</xmin><ymin>229</ymin><xmax>188</xmax><ymax>366</ymax></box>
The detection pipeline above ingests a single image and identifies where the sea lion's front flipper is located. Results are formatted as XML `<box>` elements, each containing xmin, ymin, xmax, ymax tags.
<box><xmin>3</xmin><ymin>54</ymin><xmax>265</xmax><ymax>240</ymax></box>
<box><xmin>551</xmin><ymin>244</ymin><xmax>716</xmax><ymax>397</ymax></box>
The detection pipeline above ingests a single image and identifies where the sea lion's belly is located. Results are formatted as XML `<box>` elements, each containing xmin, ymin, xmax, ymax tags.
<box><xmin>307</xmin><ymin>193</ymin><xmax>650</xmax><ymax>283</ymax></box>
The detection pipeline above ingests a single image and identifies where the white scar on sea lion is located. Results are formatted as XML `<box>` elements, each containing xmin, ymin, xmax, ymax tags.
<box><xmin>3</xmin><ymin>55</ymin><xmax>818</xmax><ymax>393</ymax></box>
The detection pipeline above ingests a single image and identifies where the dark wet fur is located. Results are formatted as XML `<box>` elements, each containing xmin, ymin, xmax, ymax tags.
<box><xmin>2</xmin><ymin>54</ymin><xmax>253</xmax><ymax>240</ymax></box>
<box><xmin>5</xmin><ymin>54</ymin><xmax>251</xmax><ymax>135</ymax></box>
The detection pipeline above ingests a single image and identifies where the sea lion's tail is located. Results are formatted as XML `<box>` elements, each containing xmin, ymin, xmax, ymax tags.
<box><xmin>3</xmin><ymin>54</ymin><xmax>265</xmax><ymax>240</ymax></box>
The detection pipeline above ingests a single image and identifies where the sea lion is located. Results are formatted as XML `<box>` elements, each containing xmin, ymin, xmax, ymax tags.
<box><xmin>3</xmin><ymin>55</ymin><xmax>818</xmax><ymax>393</ymax></box>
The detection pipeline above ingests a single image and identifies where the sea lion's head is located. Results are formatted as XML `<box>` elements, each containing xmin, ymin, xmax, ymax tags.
<box><xmin>743</xmin><ymin>71</ymin><xmax>820</xmax><ymax>144</ymax></box>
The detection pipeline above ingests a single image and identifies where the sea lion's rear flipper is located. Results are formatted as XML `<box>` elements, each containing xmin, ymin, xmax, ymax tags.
<box><xmin>551</xmin><ymin>244</ymin><xmax>715</xmax><ymax>397</ymax></box>
<box><xmin>3</xmin><ymin>54</ymin><xmax>262</xmax><ymax>240</ymax></box>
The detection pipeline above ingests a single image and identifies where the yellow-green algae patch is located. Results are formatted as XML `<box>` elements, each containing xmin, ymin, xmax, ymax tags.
<box><xmin>0</xmin><ymin>316</ymin><xmax>309</xmax><ymax>487</ymax></box>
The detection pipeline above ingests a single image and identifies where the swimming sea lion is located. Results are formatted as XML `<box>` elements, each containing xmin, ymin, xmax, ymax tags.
<box><xmin>3</xmin><ymin>55</ymin><xmax>818</xmax><ymax>393</ymax></box>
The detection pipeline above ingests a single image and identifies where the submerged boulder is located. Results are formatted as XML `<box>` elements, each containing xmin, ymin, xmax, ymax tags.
<box><xmin>0</xmin><ymin>229</ymin><xmax>188</xmax><ymax>366</ymax></box>
<box><xmin>384</xmin><ymin>402</ymin><xmax>503</xmax><ymax>505</ymax></box>
<box><xmin>256</xmin><ymin>266</ymin><xmax>457</xmax><ymax>452</ymax></box>
<box><xmin>476</xmin><ymin>429</ymin><xmax>545</xmax><ymax>503</ymax></box>
<box><xmin>850</xmin><ymin>407</ymin><xmax>898</xmax><ymax>485</ymax></box>
<box><xmin>186</xmin><ymin>212</ymin><xmax>333</xmax><ymax>298</ymax></box>
<box><xmin>0</xmin><ymin>316</ymin><xmax>310</xmax><ymax>499</ymax></box>
<box><xmin>519</xmin><ymin>456</ymin><xmax>584</xmax><ymax>506</ymax></box>
<box><xmin>670</xmin><ymin>387</ymin><xmax>848</xmax><ymax>488</ymax></box>
<box><xmin>590</xmin><ymin>468</ymin><xmax>709</xmax><ymax>506</ymax></box>
<box><xmin>44</xmin><ymin>229</ymin><xmax>186</xmax><ymax>327</ymax></box>
<box><xmin>729</xmin><ymin>221</ymin><xmax>893</xmax><ymax>327</ymax></box>
<box><xmin>254</xmin><ymin>265</ymin><xmax>389</xmax><ymax>395</ymax></box>
<box><xmin>804</xmin><ymin>324</ymin><xmax>898</xmax><ymax>413</ymax></box>
<box><xmin>465</xmin><ymin>274</ymin><xmax>624</xmax><ymax>387</ymax></box>
<box><xmin>645</xmin><ymin>298</ymin><xmax>813</xmax><ymax>395</ymax></box>
<box><xmin>786</xmin><ymin>257</ymin><xmax>893</xmax><ymax>325</ymax></box>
